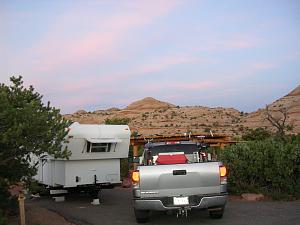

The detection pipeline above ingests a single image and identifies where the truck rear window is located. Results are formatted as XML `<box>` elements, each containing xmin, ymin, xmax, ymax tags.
<box><xmin>149</xmin><ymin>144</ymin><xmax>198</xmax><ymax>156</ymax></box>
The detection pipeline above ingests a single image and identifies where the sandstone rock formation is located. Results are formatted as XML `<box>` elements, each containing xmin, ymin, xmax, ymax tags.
<box><xmin>64</xmin><ymin>86</ymin><xmax>300</xmax><ymax>136</ymax></box>
<box><xmin>126</xmin><ymin>97</ymin><xmax>175</xmax><ymax>111</ymax></box>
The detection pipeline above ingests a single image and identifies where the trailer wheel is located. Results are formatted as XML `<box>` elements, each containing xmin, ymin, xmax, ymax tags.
<box><xmin>209</xmin><ymin>207</ymin><xmax>224</xmax><ymax>219</ymax></box>
<box><xmin>134</xmin><ymin>209</ymin><xmax>149</xmax><ymax>223</ymax></box>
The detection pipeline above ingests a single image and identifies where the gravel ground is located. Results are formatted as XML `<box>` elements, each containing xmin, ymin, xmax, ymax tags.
<box><xmin>24</xmin><ymin>187</ymin><xmax>300</xmax><ymax>225</ymax></box>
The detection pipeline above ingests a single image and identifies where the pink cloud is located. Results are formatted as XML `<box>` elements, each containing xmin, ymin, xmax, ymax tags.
<box><xmin>137</xmin><ymin>56</ymin><xmax>200</xmax><ymax>74</ymax></box>
<box><xmin>58</xmin><ymin>79</ymin><xmax>100</xmax><ymax>93</ymax></box>
<box><xmin>27</xmin><ymin>1</ymin><xmax>180</xmax><ymax>73</ymax></box>
<box><xmin>87</xmin><ymin>54</ymin><xmax>211</xmax><ymax>84</ymax></box>
<box><xmin>30</xmin><ymin>31</ymin><xmax>121</xmax><ymax>73</ymax></box>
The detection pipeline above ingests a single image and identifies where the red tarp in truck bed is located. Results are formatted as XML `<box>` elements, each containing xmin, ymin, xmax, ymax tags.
<box><xmin>156</xmin><ymin>154</ymin><xmax>187</xmax><ymax>165</ymax></box>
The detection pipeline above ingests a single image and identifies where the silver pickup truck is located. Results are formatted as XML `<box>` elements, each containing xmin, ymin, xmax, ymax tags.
<box><xmin>132</xmin><ymin>141</ymin><xmax>228</xmax><ymax>223</ymax></box>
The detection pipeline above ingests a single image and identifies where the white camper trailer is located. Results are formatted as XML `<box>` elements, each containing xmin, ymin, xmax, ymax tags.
<box><xmin>34</xmin><ymin>122</ymin><xmax>130</xmax><ymax>194</ymax></box>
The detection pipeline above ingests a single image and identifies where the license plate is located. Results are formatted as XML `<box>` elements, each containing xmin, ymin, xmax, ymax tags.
<box><xmin>173</xmin><ymin>196</ymin><xmax>189</xmax><ymax>205</ymax></box>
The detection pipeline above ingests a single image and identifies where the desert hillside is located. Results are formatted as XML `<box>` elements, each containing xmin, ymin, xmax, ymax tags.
<box><xmin>126</xmin><ymin>97</ymin><xmax>175</xmax><ymax>110</ymax></box>
<box><xmin>64</xmin><ymin>86</ymin><xmax>300</xmax><ymax>136</ymax></box>
<box><xmin>242</xmin><ymin>85</ymin><xmax>300</xmax><ymax>134</ymax></box>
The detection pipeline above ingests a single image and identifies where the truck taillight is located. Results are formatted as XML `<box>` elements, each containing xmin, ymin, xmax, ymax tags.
<box><xmin>132</xmin><ymin>170</ymin><xmax>140</xmax><ymax>183</ymax></box>
<box><xmin>219</xmin><ymin>165</ymin><xmax>227</xmax><ymax>184</ymax></box>
<box><xmin>219</xmin><ymin>166</ymin><xmax>227</xmax><ymax>177</ymax></box>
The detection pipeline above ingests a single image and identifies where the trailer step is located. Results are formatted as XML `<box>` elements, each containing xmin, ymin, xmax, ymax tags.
<box><xmin>50</xmin><ymin>189</ymin><xmax>68</xmax><ymax>195</ymax></box>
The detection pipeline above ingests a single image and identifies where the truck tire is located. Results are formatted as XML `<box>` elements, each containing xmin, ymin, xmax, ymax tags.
<box><xmin>209</xmin><ymin>207</ymin><xmax>224</xmax><ymax>219</ymax></box>
<box><xmin>134</xmin><ymin>209</ymin><xmax>149</xmax><ymax>223</ymax></box>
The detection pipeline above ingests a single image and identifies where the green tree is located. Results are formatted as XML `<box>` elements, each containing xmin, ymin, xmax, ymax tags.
<box><xmin>0</xmin><ymin>76</ymin><xmax>71</xmax><ymax>219</ymax></box>
<box><xmin>105</xmin><ymin>117</ymin><xmax>130</xmax><ymax>125</ymax></box>
<box><xmin>242</xmin><ymin>127</ymin><xmax>271</xmax><ymax>141</ymax></box>
<box><xmin>131</xmin><ymin>131</ymin><xmax>139</xmax><ymax>138</ymax></box>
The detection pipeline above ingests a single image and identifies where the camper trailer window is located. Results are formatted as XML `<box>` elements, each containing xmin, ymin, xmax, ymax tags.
<box><xmin>88</xmin><ymin>142</ymin><xmax>111</xmax><ymax>153</ymax></box>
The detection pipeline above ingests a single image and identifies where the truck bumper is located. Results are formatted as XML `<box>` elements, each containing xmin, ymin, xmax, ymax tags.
<box><xmin>133</xmin><ymin>194</ymin><xmax>228</xmax><ymax>211</ymax></box>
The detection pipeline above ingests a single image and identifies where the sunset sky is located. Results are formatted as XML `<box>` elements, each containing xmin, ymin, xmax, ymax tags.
<box><xmin>1</xmin><ymin>0</ymin><xmax>300</xmax><ymax>114</ymax></box>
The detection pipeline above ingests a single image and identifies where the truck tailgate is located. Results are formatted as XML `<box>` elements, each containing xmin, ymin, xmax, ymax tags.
<box><xmin>139</xmin><ymin>162</ymin><xmax>221</xmax><ymax>198</ymax></box>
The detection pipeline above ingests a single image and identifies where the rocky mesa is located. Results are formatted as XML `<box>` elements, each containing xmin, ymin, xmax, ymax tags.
<box><xmin>64</xmin><ymin>86</ymin><xmax>300</xmax><ymax>136</ymax></box>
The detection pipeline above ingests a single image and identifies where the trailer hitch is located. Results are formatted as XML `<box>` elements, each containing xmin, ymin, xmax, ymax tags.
<box><xmin>176</xmin><ymin>207</ymin><xmax>191</xmax><ymax>218</ymax></box>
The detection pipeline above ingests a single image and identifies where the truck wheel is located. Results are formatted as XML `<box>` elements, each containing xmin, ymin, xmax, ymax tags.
<box><xmin>134</xmin><ymin>209</ymin><xmax>149</xmax><ymax>223</ymax></box>
<box><xmin>209</xmin><ymin>207</ymin><xmax>224</xmax><ymax>219</ymax></box>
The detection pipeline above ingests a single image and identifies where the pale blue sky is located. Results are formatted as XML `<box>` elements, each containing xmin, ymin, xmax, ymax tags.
<box><xmin>1</xmin><ymin>0</ymin><xmax>300</xmax><ymax>113</ymax></box>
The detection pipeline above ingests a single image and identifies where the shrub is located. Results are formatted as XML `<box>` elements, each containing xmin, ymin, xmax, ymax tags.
<box><xmin>120</xmin><ymin>158</ymin><xmax>130</xmax><ymax>179</ymax></box>
<box><xmin>105</xmin><ymin>117</ymin><xmax>130</xmax><ymax>125</ymax></box>
<box><xmin>204</xmin><ymin>128</ymin><xmax>210</xmax><ymax>132</ymax></box>
<box><xmin>131</xmin><ymin>131</ymin><xmax>139</xmax><ymax>138</ymax></box>
<box><xmin>212</xmin><ymin>122</ymin><xmax>219</xmax><ymax>127</ymax></box>
<box><xmin>218</xmin><ymin>135</ymin><xmax>300</xmax><ymax>199</ymax></box>
<box><xmin>242</xmin><ymin>128</ymin><xmax>271</xmax><ymax>141</ymax></box>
